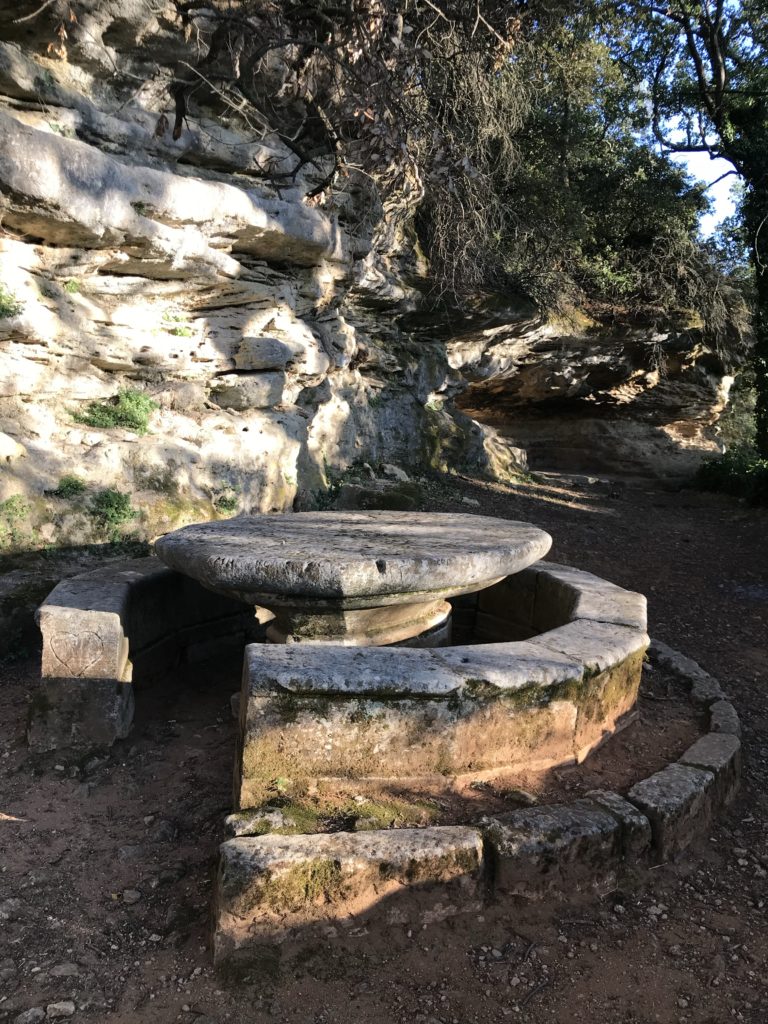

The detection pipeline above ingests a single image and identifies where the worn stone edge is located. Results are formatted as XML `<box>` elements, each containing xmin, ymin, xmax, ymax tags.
<box><xmin>214</xmin><ymin>641</ymin><xmax>741</xmax><ymax>963</ymax></box>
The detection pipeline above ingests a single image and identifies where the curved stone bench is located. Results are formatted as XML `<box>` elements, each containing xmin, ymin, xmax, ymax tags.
<box><xmin>29</xmin><ymin>557</ymin><xmax>261</xmax><ymax>754</ymax></box>
<box><xmin>234</xmin><ymin>561</ymin><xmax>648</xmax><ymax>809</ymax></box>
<box><xmin>216</xmin><ymin>642</ymin><xmax>741</xmax><ymax>975</ymax></box>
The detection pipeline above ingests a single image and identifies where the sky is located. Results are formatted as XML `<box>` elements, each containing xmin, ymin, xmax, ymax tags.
<box><xmin>672</xmin><ymin>150</ymin><xmax>738</xmax><ymax>237</ymax></box>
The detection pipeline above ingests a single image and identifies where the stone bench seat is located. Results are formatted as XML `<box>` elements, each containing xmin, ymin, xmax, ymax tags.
<box><xmin>29</xmin><ymin>556</ymin><xmax>260</xmax><ymax>754</ymax></box>
<box><xmin>235</xmin><ymin>561</ymin><xmax>649</xmax><ymax>808</ymax></box>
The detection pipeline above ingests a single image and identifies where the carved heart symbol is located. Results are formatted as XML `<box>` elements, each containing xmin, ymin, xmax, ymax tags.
<box><xmin>49</xmin><ymin>630</ymin><xmax>105</xmax><ymax>677</ymax></box>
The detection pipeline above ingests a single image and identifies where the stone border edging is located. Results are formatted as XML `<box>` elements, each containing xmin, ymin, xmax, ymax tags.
<box><xmin>214</xmin><ymin>642</ymin><xmax>742</xmax><ymax>971</ymax></box>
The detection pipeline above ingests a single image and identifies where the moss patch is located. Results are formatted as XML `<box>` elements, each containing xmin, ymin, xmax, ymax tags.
<box><xmin>261</xmin><ymin>858</ymin><xmax>345</xmax><ymax>913</ymax></box>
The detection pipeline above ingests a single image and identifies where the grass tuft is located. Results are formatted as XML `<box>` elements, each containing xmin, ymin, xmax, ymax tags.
<box><xmin>73</xmin><ymin>389</ymin><xmax>158</xmax><ymax>435</ymax></box>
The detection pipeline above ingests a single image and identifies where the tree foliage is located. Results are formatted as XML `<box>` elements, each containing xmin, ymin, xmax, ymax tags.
<box><xmin>616</xmin><ymin>0</ymin><xmax>768</xmax><ymax>451</ymax></box>
<box><xmin>21</xmin><ymin>2</ymin><xmax>747</xmax><ymax>352</ymax></box>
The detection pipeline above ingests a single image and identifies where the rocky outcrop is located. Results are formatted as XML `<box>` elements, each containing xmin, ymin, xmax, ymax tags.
<box><xmin>0</xmin><ymin>13</ymin><xmax>522</xmax><ymax>563</ymax></box>
<box><xmin>0</xmin><ymin>0</ymin><xmax>740</xmax><ymax>586</ymax></box>
<box><xmin>447</xmin><ymin>310</ymin><xmax>736</xmax><ymax>478</ymax></box>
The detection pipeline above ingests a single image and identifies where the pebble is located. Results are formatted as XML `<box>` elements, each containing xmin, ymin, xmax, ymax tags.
<box><xmin>122</xmin><ymin>889</ymin><xmax>141</xmax><ymax>905</ymax></box>
<box><xmin>50</xmin><ymin>964</ymin><xmax>79</xmax><ymax>978</ymax></box>
<box><xmin>0</xmin><ymin>898</ymin><xmax>23</xmax><ymax>921</ymax></box>
<box><xmin>117</xmin><ymin>845</ymin><xmax>144</xmax><ymax>862</ymax></box>
<box><xmin>45</xmin><ymin>1003</ymin><xmax>75</xmax><ymax>1020</ymax></box>
<box><xmin>14</xmin><ymin>1011</ymin><xmax>45</xmax><ymax>1024</ymax></box>
<box><xmin>150</xmin><ymin>819</ymin><xmax>177</xmax><ymax>843</ymax></box>
<box><xmin>158</xmin><ymin>862</ymin><xmax>187</xmax><ymax>884</ymax></box>
<box><xmin>0</xmin><ymin>957</ymin><xmax>17</xmax><ymax>982</ymax></box>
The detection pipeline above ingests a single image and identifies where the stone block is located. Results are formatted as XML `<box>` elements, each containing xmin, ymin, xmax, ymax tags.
<box><xmin>213</xmin><ymin>827</ymin><xmax>484</xmax><ymax>969</ymax></box>
<box><xmin>627</xmin><ymin>764</ymin><xmax>714</xmax><ymax>862</ymax></box>
<box><xmin>234</xmin><ymin>336</ymin><xmax>296</xmax><ymax>370</ymax></box>
<box><xmin>237</xmin><ymin>641</ymin><xmax>595</xmax><ymax>807</ymax></box>
<box><xmin>483</xmin><ymin>802</ymin><xmax>622</xmax><ymax>897</ymax></box>
<box><xmin>32</xmin><ymin>572</ymin><xmax>134</xmax><ymax>753</ymax></box>
<box><xmin>648</xmin><ymin>639</ymin><xmax>726</xmax><ymax>706</ymax></box>
<box><xmin>245</xmin><ymin>642</ymin><xmax>466</xmax><ymax>697</ymax></box>
<box><xmin>709</xmin><ymin>700</ymin><xmax>741</xmax><ymax>738</ymax></box>
<box><xmin>530</xmin><ymin>619</ymin><xmax>649</xmax><ymax>675</ymax></box>
<box><xmin>689</xmin><ymin>675</ymin><xmax>726</xmax><ymax>708</ymax></box>
<box><xmin>679</xmin><ymin>733</ymin><xmax>741</xmax><ymax>806</ymax></box>
<box><xmin>210</xmin><ymin>372</ymin><xmax>286</xmax><ymax>411</ymax></box>
<box><xmin>434</xmin><ymin>641</ymin><xmax>583</xmax><ymax>690</ymax></box>
<box><xmin>31</xmin><ymin>556</ymin><xmax>258</xmax><ymax>754</ymax></box>
<box><xmin>334</xmin><ymin>481</ymin><xmax>423</xmax><ymax>512</ymax></box>
<box><xmin>530</xmin><ymin>562</ymin><xmax>647</xmax><ymax>633</ymax></box>
<box><xmin>585</xmin><ymin>789</ymin><xmax>652</xmax><ymax>861</ymax></box>
<box><xmin>27</xmin><ymin>674</ymin><xmax>134</xmax><ymax>753</ymax></box>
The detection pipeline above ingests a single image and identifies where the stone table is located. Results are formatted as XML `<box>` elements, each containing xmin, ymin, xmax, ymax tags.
<box><xmin>155</xmin><ymin>511</ymin><xmax>552</xmax><ymax>646</ymax></box>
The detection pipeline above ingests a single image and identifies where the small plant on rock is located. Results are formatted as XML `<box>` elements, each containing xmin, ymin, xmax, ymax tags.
<box><xmin>0</xmin><ymin>495</ymin><xmax>31</xmax><ymax>548</ymax></box>
<box><xmin>52</xmin><ymin>475</ymin><xmax>86</xmax><ymax>499</ymax></box>
<box><xmin>162</xmin><ymin>310</ymin><xmax>193</xmax><ymax>337</ymax></box>
<box><xmin>0</xmin><ymin>285</ymin><xmax>23</xmax><ymax>319</ymax></box>
<box><xmin>63</xmin><ymin>278</ymin><xmax>80</xmax><ymax>294</ymax></box>
<box><xmin>214</xmin><ymin>493</ymin><xmax>239</xmax><ymax>515</ymax></box>
<box><xmin>88</xmin><ymin>489</ymin><xmax>138</xmax><ymax>540</ymax></box>
<box><xmin>74</xmin><ymin>389</ymin><xmax>158</xmax><ymax>435</ymax></box>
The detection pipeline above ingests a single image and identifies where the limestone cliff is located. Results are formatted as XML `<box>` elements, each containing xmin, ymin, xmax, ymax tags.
<box><xmin>0</xmin><ymin>5</ymin><xmax>521</xmax><ymax>555</ymax></box>
<box><xmin>444</xmin><ymin>305</ymin><xmax>736</xmax><ymax>478</ymax></box>
<box><xmin>0</xmin><ymin>1</ymin><xmax>738</xmax><ymax>565</ymax></box>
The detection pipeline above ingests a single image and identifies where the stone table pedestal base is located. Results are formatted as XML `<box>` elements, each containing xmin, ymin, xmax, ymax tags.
<box><xmin>264</xmin><ymin>597</ymin><xmax>452</xmax><ymax>647</ymax></box>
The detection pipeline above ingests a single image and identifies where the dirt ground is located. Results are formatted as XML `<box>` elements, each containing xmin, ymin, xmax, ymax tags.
<box><xmin>1</xmin><ymin>472</ymin><xmax>767</xmax><ymax>1024</ymax></box>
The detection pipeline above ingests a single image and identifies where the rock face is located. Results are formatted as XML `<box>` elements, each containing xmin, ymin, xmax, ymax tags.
<box><xmin>448</xmin><ymin>312</ymin><xmax>737</xmax><ymax>478</ymax></box>
<box><xmin>0</xmin><ymin>11</ymin><xmax>521</xmax><ymax>558</ymax></box>
<box><xmin>0</xmin><ymin>1</ymin><xmax>738</xmax><ymax>575</ymax></box>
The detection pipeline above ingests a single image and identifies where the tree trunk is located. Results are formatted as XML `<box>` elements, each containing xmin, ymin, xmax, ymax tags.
<box><xmin>754</xmin><ymin>264</ymin><xmax>768</xmax><ymax>457</ymax></box>
<box><xmin>748</xmin><ymin>186</ymin><xmax>768</xmax><ymax>457</ymax></box>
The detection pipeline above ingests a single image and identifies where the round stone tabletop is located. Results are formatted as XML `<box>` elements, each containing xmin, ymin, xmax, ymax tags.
<box><xmin>155</xmin><ymin>511</ymin><xmax>552</xmax><ymax>609</ymax></box>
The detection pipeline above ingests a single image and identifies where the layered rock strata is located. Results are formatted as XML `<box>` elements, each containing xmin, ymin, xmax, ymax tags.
<box><xmin>0</xmin><ymin>2</ymin><xmax>740</xmax><ymax>579</ymax></box>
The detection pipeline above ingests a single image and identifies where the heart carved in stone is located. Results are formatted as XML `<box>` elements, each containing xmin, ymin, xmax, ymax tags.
<box><xmin>49</xmin><ymin>630</ymin><xmax>105</xmax><ymax>677</ymax></box>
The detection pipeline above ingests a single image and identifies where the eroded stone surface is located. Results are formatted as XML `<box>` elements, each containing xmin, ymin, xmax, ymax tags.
<box><xmin>586</xmin><ymin>790</ymin><xmax>652</xmax><ymax>861</ymax></box>
<box><xmin>709</xmin><ymin>700</ymin><xmax>742</xmax><ymax>738</ymax></box>
<box><xmin>155</xmin><ymin>512</ymin><xmax>552</xmax><ymax>609</ymax></box>
<box><xmin>244</xmin><ymin>642</ymin><xmax>468</xmax><ymax>697</ymax></box>
<box><xmin>236</xmin><ymin>682</ymin><xmax>584</xmax><ymax>809</ymax></box>
<box><xmin>531</xmin><ymin>619</ymin><xmax>649</xmax><ymax>675</ymax></box>
<box><xmin>483</xmin><ymin>802</ymin><xmax>622</xmax><ymax>897</ymax></box>
<box><xmin>529</xmin><ymin>562</ymin><xmax>647</xmax><ymax>633</ymax></box>
<box><xmin>265</xmin><ymin>597</ymin><xmax>452</xmax><ymax>646</ymax></box>
<box><xmin>473</xmin><ymin>562</ymin><xmax>647</xmax><ymax>643</ymax></box>
<box><xmin>214</xmin><ymin>827</ymin><xmax>484</xmax><ymax>966</ymax></box>
<box><xmin>628</xmin><ymin>764</ymin><xmax>715</xmax><ymax>862</ymax></box>
<box><xmin>679</xmin><ymin>733</ymin><xmax>741</xmax><ymax>806</ymax></box>
<box><xmin>0</xmin><ymin>110</ymin><xmax>341</xmax><ymax>274</ymax></box>
<box><xmin>31</xmin><ymin>557</ymin><xmax>257</xmax><ymax>754</ymax></box>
